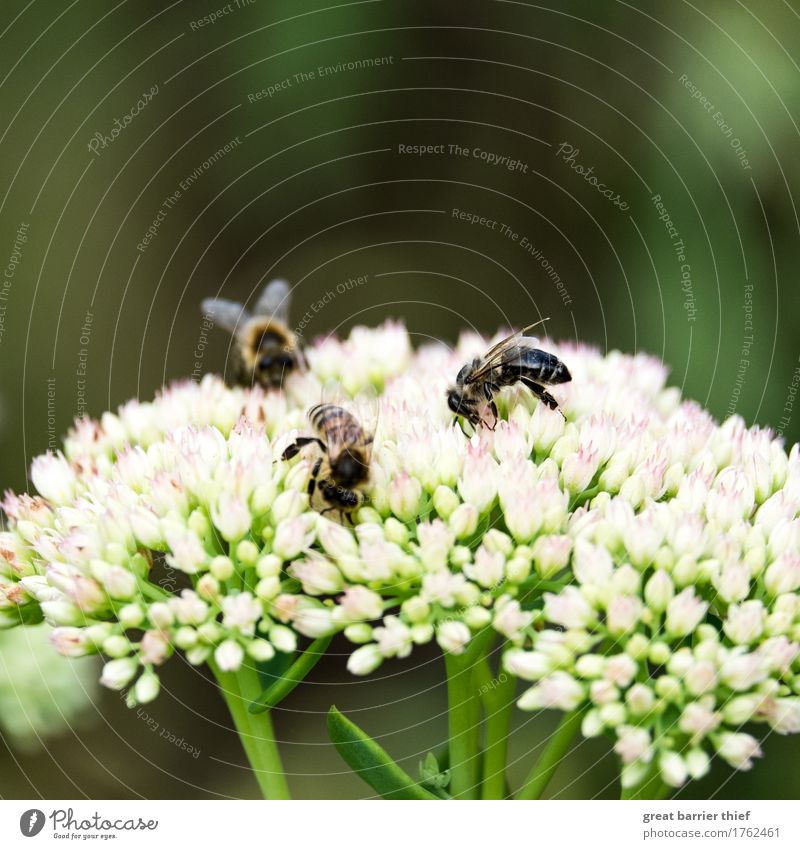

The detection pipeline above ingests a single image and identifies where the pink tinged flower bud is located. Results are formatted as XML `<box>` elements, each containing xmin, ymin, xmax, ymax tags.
<box><xmin>416</xmin><ymin>520</ymin><xmax>456</xmax><ymax>571</ymax></box>
<box><xmin>572</xmin><ymin>540</ymin><xmax>613</xmax><ymax>587</ymax></box>
<box><xmin>503</xmin><ymin>649</ymin><xmax>550</xmax><ymax>680</ymax></box>
<box><xmin>625</xmin><ymin>683</ymin><xmax>655</xmax><ymax>716</ymax></box>
<box><xmin>458</xmin><ymin>442</ymin><xmax>498</xmax><ymax>513</ymax></box>
<box><xmin>389</xmin><ymin>472</ymin><xmax>422</xmax><ymax>522</ymax></box>
<box><xmin>764</xmin><ymin>554</ymin><xmax>800</xmax><ymax>596</ymax></box>
<box><xmin>211</xmin><ymin>492</ymin><xmax>252</xmax><ymax>542</ymax></box>
<box><xmin>664</xmin><ymin>588</ymin><xmax>707</xmax><ymax>637</ymax></box>
<box><xmin>347</xmin><ymin>643</ymin><xmax>383</xmax><ymax>675</ymax></box>
<box><xmin>140</xmin><ymin>630</ymin><xmax>171</xmax><ymax>665</ymax></box>
<box><xmin>335</xmin><ymin>586</ymin><xmax>384</xmax><ymax>623</ymax></box>
<box><xmin>560</xmin><ymin>447</ymin><xmax>599</xmax><ymax>494</ymax></box>
<box><xmin>318</xmin><ymin>519</ymin><xmax>359</xmax><ymax>560</ymax></box>
<box><xmin>221</xmin><ymin>592</ymin><xmax>262</xmax><ymax>636</ymax></box>
<box><xmin>714</xmin><ymin>732</ymin><xmax>762</xmax><ymax>770</ymax></box>
<box><xmin>215</xmin><ymin>639</ymin><xmax>245</xmax><ymax>672</ymax></box>
<box><xmin>757</xmin><ymin>635</ymin><xmax>799</xmax><ymax>673</ymax></box>
<box><xmin>712</xmin><ymin>562</ymin><xmax>751</xmax><ymax>603</ymax></box>
<box><xmin>614</xmin><ymin>726</ymin><xmax>652</xmax><ymax>765</ymax></box>
<box><xmin>31</xmin><ymin>453</ymin><xmax>77</xmax><ymax>505</ymax></box>
<box><xmin>50</xmin><ymin>626</ymin><xmax>92</xmax><ymax>657</ymax></box>
<box><xmin>100</xmin><ymin>565</ymin><xmax>138</xmax><ymax>600</ymax></box>
<box><xmin>529</xmin><ymin>402</ymin><xmax>565</xmax><ymax>453</ymax></box>
<box><xmin>720</xmin><ymin>650</ymin><xmax>768</xmax><ymax>691</ymax></box>
<box><xmin>679</xmin><ymin>702</ymin><xmax>721</xmax><ymax>743</ymax></box>
<box><xmin>590</xmin><ymin>680</ymin><xmax>619</xmax><ymax>705</ymax></box>
<box><xmin>374</xmin><ymin>616</ymin><xmax>413</xmax><ymax>658</ymax></box>
<box><xmin>493</xmin><ymin>596</ymin><xmax>534</xmax><ymax>640</ymax></box>
<box><xmin>763</xmin><ymin>698</ymin><xmax>800</xmax><ymax>734</ymax></box>
<box><xmin>659</xmin><ymin>752</ymin><xmax>688</xmax><ymax>787</ymax></box>
<box><xmin>644</xmin><ymin>570</ymin><xmax>674</xmax><ymax>612</ymax></box>
<box><xmin>147</xmin><ymin>602</ymin><xmax>174</xmax><ymax>630</ymax></box>
<box><xmin>544</xmin><ymin>587</ymin><xmax>596</xmax><ymax>629</ymax></box>
<box><xmin>169</xmin><ymin>589</ymin><xmax>209</xmax><ymax>626</ymax></box>
<box><xmin>273</xmin><ymin>515</ymin><xmax>315</xmax><ymax>560</ymax></box>
<box><xmin>531</xmin><ymin>535</ymin><xmax>571</xmax><ymax>580</ymax></box>
<box><xmin>684</xmin><ymin>661</ymin><xmax>718</xmax><ymax>696</ymax></box>
<box><xmin>606</xmin><ymin>595</ymin><xmax>642</xmax><ymax>635</ymax></box>
<box><xmin>164</xmin><ymin>529</ymin><xmax>208</xmax><ymax>575</ymax></box>
<box><xmin>289</xmin><ymin>557</ymin><xmax>343</xmax><ymax>596</ymax></box>
<box><xmin>466</xmin><ymin>546</ymin><xmax>505</xmax><ymax>589</ymax></box>
<box><xmin>604</xmin><ymin>654</ymin><xmax>637</xmax><ymax>688</ymax></box>
<box><xmin>724</xmin><ymin>600</ymin><xmax>766</xmax><ymax>645</ymax></box>
<box><xmin>101</xmin><ymin>657</ymin><xmax>138</xmax><ymax>690</ymax></box>
<box><xmin>518</xmin><ymin>672</ymin><xmax>585</xmax><ymax>711</ymax></box>
<box><xmin>448</xmin><ymin>503</ymin><xmax>479</xmax><ymax>539</ymax></box>
<box><xmin>706</xmin><ymin>468</ymin><xmax>755</xmax><ymax>529</ymax></box>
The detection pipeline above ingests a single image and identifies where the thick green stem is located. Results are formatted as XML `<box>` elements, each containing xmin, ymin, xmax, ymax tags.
<box><xmin>209</xmin><ymin>659</ymin><xmax>291</xmax><ymax>800</ymax></box>
<box><xmin>516</xmin><ymin>709</ymin><xmax>583</xmax><ymax>800</ymax></box>
<box><xmin>445</xmin><ymin>651</ymin><xmax>482</xmax><ymax>799</ymax></box>
<box><xmin>477</xmin><ymin>660</ymin><xmax>516</xmax><ymax>800</ymax></box>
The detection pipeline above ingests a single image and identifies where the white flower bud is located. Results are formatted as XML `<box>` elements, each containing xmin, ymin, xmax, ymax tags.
<box><xmin>665</xmin><ymin>588</ymin><xmax>707</xmax><ymax>637</ymax></box>
<box><xmin>625</xmin><ymin>684</ymin><xmax>655</xmax><ymax>716</ymax></box>
<box><xmin>432</xmin><ymin>485</ymin><xmax>460</xmax><ymax>519</ymax></box>
<box><xmin>518</xmin><ymin>672</ymin><xmax>584</xmax><ymax>711</ymax></box>
<box><xmin>389</xmin><ymin>472</ymin><xmax>422</xmax><ymax>521</ymax></box>
<box><xmin>531</xmin><ymin>535</ymin><xmax>571</xmax><ymax>579</ymax></box>
<box><xmin>210</xmin><ymin>555</ymin><xmax>235</xmax><ymax>581</ymax></box>
<box><xmin>347</xmin><ymin>643</ymin><xmax>383</xmax><ymax>675</ymax></box>
<box><xmin>714</xmin><ymin>732</ymin><xmax>762</xmax><ymax>770</ymax></box>
<box><xmin>504</xmin><ymin>649</ymin><xmax>550</xmax><ymax>680</ymax></box>
<box><xmin>614</xmin><ymin>726</ymin><xmax>651</xmax><ymax>764</ymax></box>
<box><xmin>724</xmin><ymin>600</ymin><xmax>765</xmax><ymax>645</ymax></box>
<box><xmin>644</xmin><ymin>570</ymin><xmax>674</xmax><ymax>612</ymax></box>
<box><xmin>100</xmin><ymin>657</ymin><xmax>138</xmax><ymax>690</ymax></box>
<box><xmin>659</xmin><ymin>752</ymin><xmax>688</xmax><ymax>787</ymax></box>
<box><xmin>134</xmin><ymin>670</ymin><xmax>160</xmax><ymax>704</ymax></box>
<box><xmin>214</xmin><ymin>639</ymin><xmax>245</xmax><ymax>672</ymax></box>
<box><xmin>436</xmin><ymin>621</ymin><xmax>471</xmax><ymax>655</ymax></box>
<box><xmin>247</xmin><ymin>639</ymin><xmax>275</xmax><ymax>662</ymax></box>
<box><xmin>344</xmin><ymin>623</ymin><xmax>373</xmax><ymax>643</ymax></box>
<box><xmin>268</xmin><ymin>624</ymin><xmax>296</xmax><ymax>653</ymax></box>
<box><xmin>449</xmin><ymin>503</ymin><xmax>479</xmax><ymax>539</ymax></box>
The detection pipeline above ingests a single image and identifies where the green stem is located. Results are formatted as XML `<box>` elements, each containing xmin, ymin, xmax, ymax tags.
<box><xmin>516</xmin><ymin>709</ymin><xmax>583</xmax><ymax>800</ymax></box>
<box><xmin>477</xmin><ymin>661</ymin><xmax>516</xmax><ymax>800</ymax></box>
<box><xmin>209</xmin><ymin>659</ymin><xmax>291</xmax><ymax>799</ymax></box>
<box><xmin>445</xmin><ymin>651</ymin><xmax>482</xmax><ymax>799</ymax></box>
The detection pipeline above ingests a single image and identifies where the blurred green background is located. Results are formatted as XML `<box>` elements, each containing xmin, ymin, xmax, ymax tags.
<box><xmin>1</xmin><ymin>0</ymin><xmax>798</xmax><ymax>799</ymax></box>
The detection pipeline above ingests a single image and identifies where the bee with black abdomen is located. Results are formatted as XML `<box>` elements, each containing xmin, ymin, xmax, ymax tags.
<box><xmin>447</xmin><ymin>323</ymin><xmax>571</xmax><ymax>428</ymax></box>
<box><xmin>282</xmin><ymin>402</ymin><xmax>374</xmax><ymax>524</ymax></box>
<box><xmin>201</xmin><ymin>279</ymin><xmax>304</xmax><ymax>389</ymax></box>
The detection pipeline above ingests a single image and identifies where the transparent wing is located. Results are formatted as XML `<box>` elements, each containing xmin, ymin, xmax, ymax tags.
<box><xmin>465</xmin><ymin>319</ymin><xmax>549</xmax><ymax>384</ymax></box>
<box><xmin>253</xmin><ymin>279</ymin><xmax>292</xmax><ymax>323</ymax></box>
<box><xmin>318</xmin><ymin>380</ymin><xmax>378</xmax><ymax>457</ymax></box>
<box><xmin>201</xmin><ymin>298</ymin><xmax>249</xmax><ymax>334</ymax></box>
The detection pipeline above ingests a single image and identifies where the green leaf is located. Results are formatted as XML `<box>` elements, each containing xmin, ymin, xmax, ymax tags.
<box><xmin>249</xmin><ymin>635</ymin><xmax>332</xmax><ymax>714</ymax></box>
<box><xmin>327</xmin><ymin>706</ymin><xmax>438</xmax><ymax>800</ymax></box>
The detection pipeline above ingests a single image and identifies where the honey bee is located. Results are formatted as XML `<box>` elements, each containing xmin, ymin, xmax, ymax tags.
<box><xmin>201</xmin><ymin>279</ymin><xmax>304</xmax><ymax>388</ymax></box>
<box><xmin>447</xmin><ymin>323</ymin><xmax>571</xmax><ymax>428</ymax></box>
<box><xmin>281</xmin><ymin>397</ymin><xmax>376</xmax><ymax>524</ymax></box>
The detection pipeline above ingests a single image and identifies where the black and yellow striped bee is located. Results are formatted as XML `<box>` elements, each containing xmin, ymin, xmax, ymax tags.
<box><xmin>447</xmin><ymin>323</ymin><xmax>571</xmax><ymax>428</ymax></box>
<box><xmin>282</xmin><ymin>401</ymin><xmax>375</xmax><ymax>523</ymax></box>
<box><xmin>201</xmin><ymin>279</ymin><xmax>304</xmax><ymax>388</ymax></box>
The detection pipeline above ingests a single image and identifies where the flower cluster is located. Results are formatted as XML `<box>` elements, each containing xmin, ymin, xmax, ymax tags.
<box><xmin>1</xmin><ymin>321</ymin><xmax>798</xmax><ymax>791</ymax></box>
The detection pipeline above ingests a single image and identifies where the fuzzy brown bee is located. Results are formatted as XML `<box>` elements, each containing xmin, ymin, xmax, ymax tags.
<box><xmin>201</xmin><ymin>279</ymin><xmax>303</xmax><ymax>388</ymax></box>
<box><xmin>282</xmin><ymin>403</ymin><xmax>374</xmax><ymax>523</ymax></box>
<box><xmin>447</xmin><ymin>323</ymin><xmax>571</xmax><ymax>428</ymax></box>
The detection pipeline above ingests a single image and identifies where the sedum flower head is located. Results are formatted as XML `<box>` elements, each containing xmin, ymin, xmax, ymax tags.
<box><xmin>0</xmin><ymin>322</ymin><xmax>798</xmax><ymax>790</ymax></box>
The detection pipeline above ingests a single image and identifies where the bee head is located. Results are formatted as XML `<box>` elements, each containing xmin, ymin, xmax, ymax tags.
<box><xmin>447</xmin><ymin>387</ymin><xmax>469</xmax><ymax>417</ymax></box>
<box><xmin>332</xmin><ymin>449</ymin><xmax>367</xmax><ymax>487</ymax></box>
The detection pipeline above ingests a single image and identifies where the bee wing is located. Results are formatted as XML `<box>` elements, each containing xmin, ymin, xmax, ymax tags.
<box><xmin>319</xmin><ymin>380</ymin><xmax>378</xmax><ymax>458</ymax></box>
<box><xmin>253</xmin><ymin>279</ymin><xmax>292</xmax><ymax>324</ymax></box>
<box><xmin>201</xmin><ymin>298</ymin><xmax>250</xmax><ymax>335</ymax></box>
<box><xmin>465</xmin><ymin>320</ymin><xmax>549</xmax><ymax>384</ymax></box>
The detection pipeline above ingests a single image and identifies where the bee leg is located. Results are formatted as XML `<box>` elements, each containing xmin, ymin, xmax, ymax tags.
<box><xmin>307</xmin><ymin>457</ymin><xmax>323</xmax><ymax>498</ymax></box>
<box><xmin>282</xmin><ymin>436</ymin><xmax>326</xmax><ymax>461</ymax></box>
<box><xmin>520</xmin><ymin>378</ymin><xmax>561</xmax><ymax>412</ymax></box>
